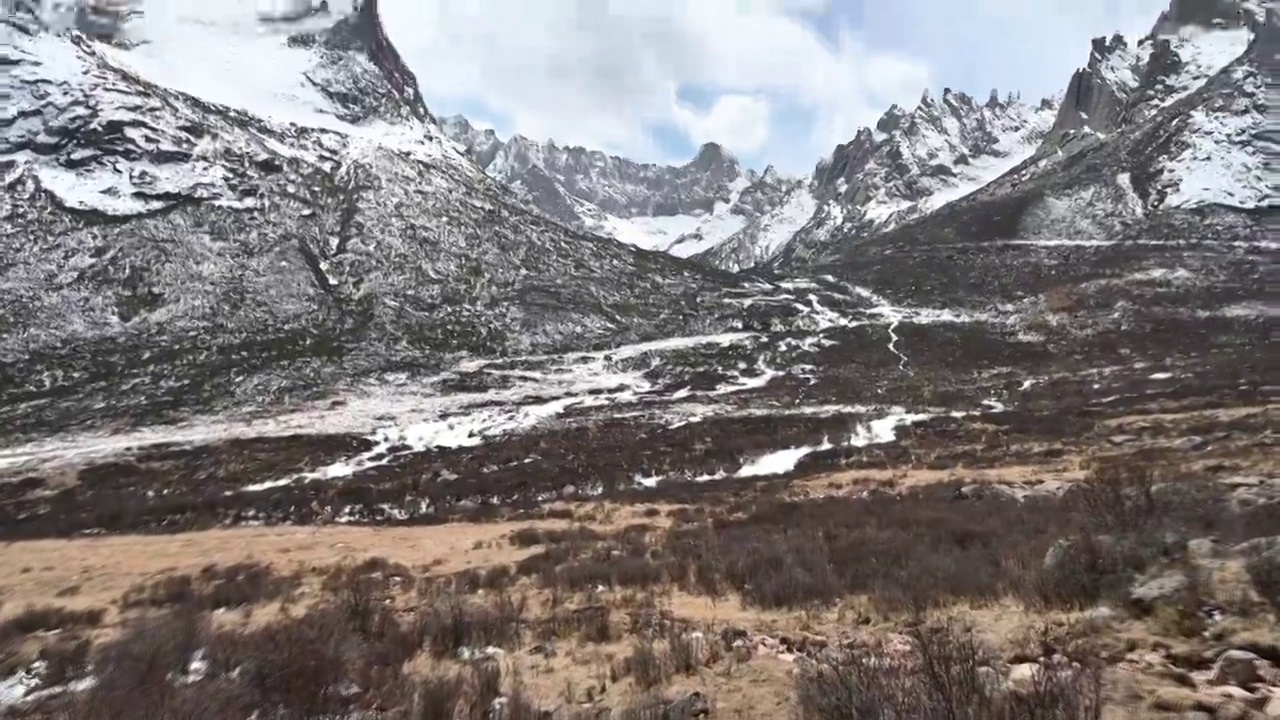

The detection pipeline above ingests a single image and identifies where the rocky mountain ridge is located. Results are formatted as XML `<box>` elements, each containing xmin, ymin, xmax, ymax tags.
<box><xmin>702</xmin><ymin>88</ymin><xmax>1060</xmax><ymax>270</ymax></box>
<box><xmin>439</xmin><ymin>116</ymin><xmax>801</xmax><ymax>256</ymax></box>
<box><xmin>442</xmin><ymin>0</ymin><xmax>1268</xmax><ymax>271</ymax></box>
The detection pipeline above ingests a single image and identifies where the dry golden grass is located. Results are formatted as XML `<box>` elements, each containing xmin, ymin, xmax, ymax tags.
<box><xmin>0</xmin><ymin>405</ymin><xmax>1276</xmax><ymax>719</ymax></box>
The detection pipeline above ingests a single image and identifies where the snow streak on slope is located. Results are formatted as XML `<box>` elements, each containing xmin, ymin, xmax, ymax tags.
<box><xmin>596</xmin><ymin>176</ymin><xmax>754</xmax><ymax>257</ymax></box>
<box><xmin>707</xmin><ymin>93</ymin><xmax>1059</xmax><ymax>269</ymax></box>
<box><xmin>0</xmin><ymin>273</ymin><xmax>990</xmax><ymax>485</ymax></box>
<box><xmin>696</xmin><ymin>186</ymin><xmax>820</xmax><ymax>271</ymax></box>
<box><xmin>1153</xmin><ymin>27</ymin><xmax>1255</xmax><ymax>104</ymax></box>
<box><xmin>101</xmin><ymin>0</ymin><xmax>460</xmax><ymax>155</ymax></box>
<box><xmin>1162</xmin><ymin>65</ymin><xmax>1268</xmax><ymax>209</ymax></box>
<box><xmin>871</xmin><ymin>99</ymin><xmax>1058</xmax><ymax>222</ymax></box>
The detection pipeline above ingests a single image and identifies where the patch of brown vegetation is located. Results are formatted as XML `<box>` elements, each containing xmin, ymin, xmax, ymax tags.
<box><xmin>0</xmin><ymin>429</ymin><xmax>1275</xmax><ymax>718</ymax></box>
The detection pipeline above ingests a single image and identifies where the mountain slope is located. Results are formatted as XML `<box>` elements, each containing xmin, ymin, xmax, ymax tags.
<box><xmin>0</xmin><ymin>1</ymin><xmax>758</xmax><ymax>434</ymax></box>
<box><xmin>772</xmin><ymin>1</ymin><xmax>1270</xmax><ymax>270</ymax></box>
<box><xmin>439</xmin><ymin>117</ymin><xmax>800</xmax><ymax>256</ymax></box>
<box><xmin>702</xmin><ymin>90</ymin><xmax>1059</xmax><ymax>270</ymax></box>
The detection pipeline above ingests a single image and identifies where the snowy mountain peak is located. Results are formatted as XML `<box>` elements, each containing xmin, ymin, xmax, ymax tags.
<box><xmin>696</xmin><ymin>87</ymin><xmax>1060</xmax><ymax>270</ymax></box>
<box><xmin>437</xmin><ymin>118</ymin><xmax>798</xmax><ymax>256</ymax></box>
<box><xmin>689</xmin><ymin>141</ymin><xmax>737</xmax><ymax>174</ymax></box>
<box><xmin>1040</xmin><ymin>2</ymin><xmax>1257</xmax><ymax>157</ymax></box>
<box><xmin>1</xmin><ymin>0</ymin><xmax>743</xmax><ymax>428</ymax></box>
<box><xmin>434</xmin><ymin>0</ymin><xmax>1264</xmax><ymax>274</ymax></box>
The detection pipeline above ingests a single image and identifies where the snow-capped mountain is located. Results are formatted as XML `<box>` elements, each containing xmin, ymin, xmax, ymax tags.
<box><xmin>439</xmin><ymin>116</ymin><xmax>800</xmax><ymax>256</ymax></box>
<box><xmin>793</xmin><ymin>0</ymin><xmax>1272</xmax><ymax>274</ymax></box>
<box><xmin>437</xmin><ymin>0</ymin><xmax>1269</xmax><ymax>273</ymax></box>
<box><xmin>0</xmin><ymin>0</ymin><xmax>767</xmax><ymax>433</ymax></box>
<box><xmin>699</xmin><ymin>90</ymin><xmax>1059</xmax><ymax>270</ymax></box>
<box><xmin>763</xmin><ymin>0</ymin><xmax>1271</xmax><ymax>268</ymax></box>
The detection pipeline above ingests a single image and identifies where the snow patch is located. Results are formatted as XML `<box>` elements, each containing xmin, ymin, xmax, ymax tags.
<box><xmin>1154</xmin><ymin>27</ymin><xmax>1254</xmax><ymax>105</ymax></box>
<box><xmin>735</xmin><ymin>438</ymin><xmax>834</xmax><ymax>478</ymax></box>
<box><xmin>1163</xmin><ymin>101</ymin><xmax>1266</xmax><ymax>209</ymax></box>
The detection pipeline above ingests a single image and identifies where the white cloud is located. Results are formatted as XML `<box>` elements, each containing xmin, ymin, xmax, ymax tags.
<box><xmin>380</xmin><ymin>0</ymin><xmax>931</xmax><ymax>170</ymax></box>
<box><xmin>672</xmin><ymin>93</ymin><xmax>773</xmax><ymax>154</ymax></box>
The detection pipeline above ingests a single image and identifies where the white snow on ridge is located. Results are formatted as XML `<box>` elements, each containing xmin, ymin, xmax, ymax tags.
<box><xmin>596</xmin><ymin>176</ymin><xmax>754</xmax><ymax>257</ymax></box>
<box><xmin>736</xmin><ymin>439</ymin><xmax>833</xmax><ymax>478</ymax></box>
<box><xmin>2</xmin><ymin>0</ymin><xmax>480</xmax><ymax>216</ymax></box>
<box><xmin>110</xmin><ymin>0</ymin><xmax>363</xmax><ymax>130</ymax></box>
<box><xmin>1153</xmin><ymin>27</ymin><xmax>1254</xmax><ymax>106</ymax></box>
<box><xmin>730</xmin><ymin>409</ymin><xmax>935</xmax><ymax>479</ymax></box>
<box><xmin>712</xmin><ymin>186</ymin><xmax>820</xmax><ymax>267</ymax></box>
<box><xmin>1163</xmin><ymin>70</ymin><xmax>1268</xmax><ymax>209</ymax></box>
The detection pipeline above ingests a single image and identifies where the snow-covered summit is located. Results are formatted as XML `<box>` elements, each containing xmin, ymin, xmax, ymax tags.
<box><xmin>439</xmin><ymin>116</ymin><xmax>801</xmax><ymax>256</ymax></box>
<box><xmin>698</xmin><ymin>89</ymin><xmax>1059</xmax><ymax>270</ymax></box>
<box><xmin>784</xmin><ymin>0</ymin><xmax>1270</xmax><ymax>268</ymax></box>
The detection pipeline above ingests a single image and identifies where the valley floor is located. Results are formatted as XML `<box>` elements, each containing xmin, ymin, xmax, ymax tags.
<box><xmin>0</xmin><ymin>399</ymin><xmax>1276</xmax><ymax>718</ymax></box>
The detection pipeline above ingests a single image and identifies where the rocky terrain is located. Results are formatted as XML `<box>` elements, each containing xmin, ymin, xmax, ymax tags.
<box><xmin>440</xmin><ymin>116</ymin><xmax>802</xmax><ymax>258</ymax></box>
<box><xmin>0</xmin><ymin>0</ymin><xmax>1274</xmax><ymax>717</ymax></box>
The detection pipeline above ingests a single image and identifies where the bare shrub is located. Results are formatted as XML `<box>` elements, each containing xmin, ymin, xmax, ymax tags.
<box><xmin>0</xmin><ymin>605</ymin><xmax>105</xmax><ymax>646</ymax></box>
<box><xmin>415</xmin><ymin>588</ymin><xmax>527</xmax><ymax>658</ymax></box>
<box><xmin>667</xmin><ymin>629</ymin><xmax>704</xmax><ymax>676</ymax></box>
<box><xmin>625</xmin><ymin>639</ymin><xmax>670</xmax><ymax>691</ymax></box>
<box><xmin>538</xmin><ymin>604</ymin><xmax>614</xmax><ymax>644</ymax></box>
<box><xmin>77</xmin><ymin>609</ymin><xmax>206</xmax><ymax>715</ymax></box>
<box><xmin>794</xmin><ymin>621</ymin><xmax>1103</xmax><ymax>720</ymax></box>
<box><xmin>120</xmin><ymin>562</ymin><xmax>299</xmax><ymax>611</ymax></box>
<box><xmin>1032</xmin><ymin>535</ymin><xmax>1146</xmax><ymax>609</ymax></box>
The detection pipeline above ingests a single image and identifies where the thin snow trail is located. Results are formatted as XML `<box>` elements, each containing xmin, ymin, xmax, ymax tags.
<box><xmin>885</xmin><ymin>315</ymin><xmax>909</xmax><ymax>372</ymax></box>
<box><xmin>847</xmin><ymin>285</ymin><xmax>914</xmax><ymax>372</ymax></box>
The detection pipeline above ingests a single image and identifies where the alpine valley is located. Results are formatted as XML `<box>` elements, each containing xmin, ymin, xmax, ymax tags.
<box><xmin>0</xmin><ymin>0</ymin><xmax>1276</xmax><ymax>715</ymax></box>
<box><xmin>0</xmin><ymin>0</ymin><xmax>1271</xmax><ymax>493</ymax></box>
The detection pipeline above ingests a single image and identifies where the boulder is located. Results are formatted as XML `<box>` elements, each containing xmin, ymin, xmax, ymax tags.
<box><xmin>1129</xmin><ymin>571</ymin><xmax>1188</xmax><ymax>614</ymax></box>
<box><xmin>666</xmin><ymin>691</ymin><xmax>712</xmax><ymax>719</ymax></box>
<box><xmin>1203</xmin><ymin>684</ymin><xmax>1264</xmax><ymax>708</ymax></box>
<box><xmin>1006</xmin><ymin>662</ymin><xmax>1041</xmax><ymax>693</ymax></box>
<box><xmin>1187</xmin><ymin>537</ymin><xmax>1226</xmax><ymax>563</ymax></box>
<box><xmin>1234</xmin><ymin>536</ymin><xmax>1280</xmax><ymax>561</ymax></box>
<box><xmin>1211</xmin><ymin>649</ymin><xmax>1264</xmax><ymax>689</ymax></box>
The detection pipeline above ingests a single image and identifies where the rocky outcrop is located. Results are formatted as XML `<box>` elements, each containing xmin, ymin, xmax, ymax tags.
<box><xmin>1151</xmin><ymin>0</ymin><xmax>1263</xmax><ymax>35</ymax></box>
<box><xmin>757</xmin><ymin>89</ymin><xmax>1057</xmax><ymax>267</ymax></box>
<box><xmin>1039</xmin><ymin>0</ymin><xmax>1259</xmax><ymax>159</ymax></box>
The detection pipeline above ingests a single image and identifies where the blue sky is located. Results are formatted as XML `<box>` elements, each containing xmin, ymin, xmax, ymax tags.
<box><xmin>389</xmin><ymin>0</ymin><xmax>1170</xmax><ymax>175</ymax></box>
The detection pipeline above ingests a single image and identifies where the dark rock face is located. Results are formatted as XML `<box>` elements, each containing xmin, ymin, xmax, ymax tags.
<box><xmin>1151</xmin><ymin>0</ymin><xmax>1261</xmax><ymax>34</ymax></box>
<box><xmin>1044</xmin><ymin>34</ymin><xmax>1135</xmax><ymax>148</ymax></box>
